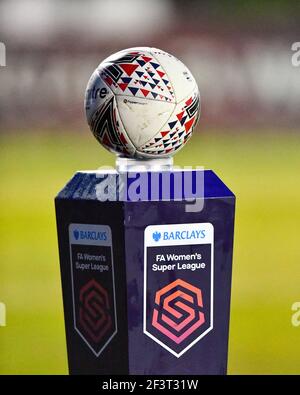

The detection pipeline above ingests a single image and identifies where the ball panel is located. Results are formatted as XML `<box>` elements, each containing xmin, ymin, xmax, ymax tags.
<box><xmin>116</xmin><ymin>95</ymin><xmax>175</xmax><ymax>148</ymax></box>
<box><xmin>99</xmin><ymin>47</ymin><xmax>151</xmax><ymax>65</ymax></box>
<box><xmin>85</xmin><ymin>70</ymin><xmax>113</xmax><ymax>124</ymax></box>
<box><xmin>90</xmin><ymin>95</ymin><xmax>136</xmax><ymax>157</ymax></box>
<box><xmin>98</xmin><ymin>48</ymin><xmax>175</xmax><ymax>104</ymax></box>
<box><xmin>85</xmin><ymin>71</ymin><xmax>136</xmax><ymax>156</ymax></box>
<box><xmin>138</xmin><ymin>89</ymin><xmax>200</xmax><ymax>157</ymax></box>
<box><xmin>150</xmin><ymin>48</ymin><xmax>197</xmax><ymax>103</ymax></box>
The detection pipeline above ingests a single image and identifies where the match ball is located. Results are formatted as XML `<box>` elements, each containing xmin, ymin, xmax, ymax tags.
<box><xmin>85</xmin><ymin>47</ymin><xmax>200</xmax><ymax>158</ymax></box>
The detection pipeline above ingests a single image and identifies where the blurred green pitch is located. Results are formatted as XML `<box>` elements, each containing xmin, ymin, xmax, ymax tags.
<box><xmin>0</xmin><ymin>130</ymin><xmax>300</xmax><ymax>374</ymax></box>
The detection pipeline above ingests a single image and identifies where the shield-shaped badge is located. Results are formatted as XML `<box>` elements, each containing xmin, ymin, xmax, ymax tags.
<box><xmin>144</xmin><ymin>223</ymin><xmax>214</xmax><ymax>358</ymax></box>
<box><xmin>69</xmin><ymin>224</ymin><xmax>117</xmax><ymax>357</ymax></box>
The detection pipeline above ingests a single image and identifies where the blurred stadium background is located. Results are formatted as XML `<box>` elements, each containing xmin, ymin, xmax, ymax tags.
<box><xmin>0</xmin><ymin>0</ymin><xmax>300</xmax><ymax>374</ymax></box>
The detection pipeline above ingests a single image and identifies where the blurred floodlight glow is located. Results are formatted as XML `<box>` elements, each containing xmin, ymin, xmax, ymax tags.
<box><xmin>0</xmin><ymin>0</ymin><xmax>172</xmax><ymax>43</ymax></box>
<box><xmin>93</xmin><ymin>0</ymin><xmax>172</xmax><ymax>38</ymax></box>
<box><xmin>0</xmin><ymin>0</ymin><xmax>54</xmax><ymax>43</ymax></box>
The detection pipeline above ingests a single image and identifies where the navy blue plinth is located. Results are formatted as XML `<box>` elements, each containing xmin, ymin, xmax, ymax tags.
<box><xmin>55</xmin><ymin>170</ymin><xmax>235</xmax><ymax>375</ymax></box>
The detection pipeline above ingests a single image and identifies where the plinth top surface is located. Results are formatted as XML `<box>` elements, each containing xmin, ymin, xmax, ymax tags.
<box><xmin>56</xmin><ymin>170</ymin><xmax>234</xmax><ymax>201</ymax></box>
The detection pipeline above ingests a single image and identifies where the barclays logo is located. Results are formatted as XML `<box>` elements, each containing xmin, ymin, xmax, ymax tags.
<box><xmin>152</xmin><ymin>231</ymin><xmax>161</xmax><ymax>242</ymax></box>
<box><xmin>163</xmin><ymin>229</ymin><xmax>206</xmax><ymax>241</ymax></box>
<box><xmin>73</xmin><ymin>230</ymin><xmax>80</xmax><ymax>240</ymax></box>
<box><xmin>73</xmin><ymin>229</ymin><xmax>107</xmax><ymax>241</ymax></box>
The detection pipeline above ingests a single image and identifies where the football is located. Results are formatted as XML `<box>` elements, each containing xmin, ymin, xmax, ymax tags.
<box><xmin>85</xmin><ymin>47</ymin><xmax>200</xmax><ymax>158</ymax></box>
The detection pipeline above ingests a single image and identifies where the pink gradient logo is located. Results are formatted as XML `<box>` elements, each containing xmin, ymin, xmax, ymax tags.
<box><xmin>152</xmin><ymin>279</ymin><xmax>205</xmax><ymax>344</ymax></box>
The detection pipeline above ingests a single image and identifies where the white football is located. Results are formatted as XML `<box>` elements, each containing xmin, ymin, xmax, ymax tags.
<box><xmin>85</xmin><ymin>47</ymin><xmax>200</xmax><ymax>158</ymax></box>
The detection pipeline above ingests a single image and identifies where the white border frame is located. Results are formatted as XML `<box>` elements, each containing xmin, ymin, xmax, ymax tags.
<box><xmin>143</xmin><ymin>223</ymin><xmax>214</xmax><ymax>358</ymax></box>
<box><xmin>68</xmin><ymin>223</ymin><xmax>118</xmax><ymax>357</ymax></box>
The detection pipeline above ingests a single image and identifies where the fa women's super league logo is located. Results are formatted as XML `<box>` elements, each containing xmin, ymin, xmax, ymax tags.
<box><xmin>79</xmin><ymin>279</ymin><xmax>113</xmax><ymax>346</ymax></box>
<box><xmin>152</xmin><ymin>279</ymin><xmax>205</xmax><ymax>347</ymax></box>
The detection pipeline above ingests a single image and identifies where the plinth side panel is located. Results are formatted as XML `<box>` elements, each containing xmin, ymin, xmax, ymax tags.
<box><xmin>55</xmin><ymin>198</ymin><xmax>128</xmax><ymax>374</ymax></box>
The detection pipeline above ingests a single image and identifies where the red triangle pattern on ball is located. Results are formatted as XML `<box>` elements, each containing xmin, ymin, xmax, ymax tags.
<box><xmin>119</xmin><ymin>64</ymin><xmax>139</xmax><ymax>76</ymax></box>
<box><xmin>100</xmin><ymin>50</ymin><xmax>175</xmax><ymax>103</ymax></box>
